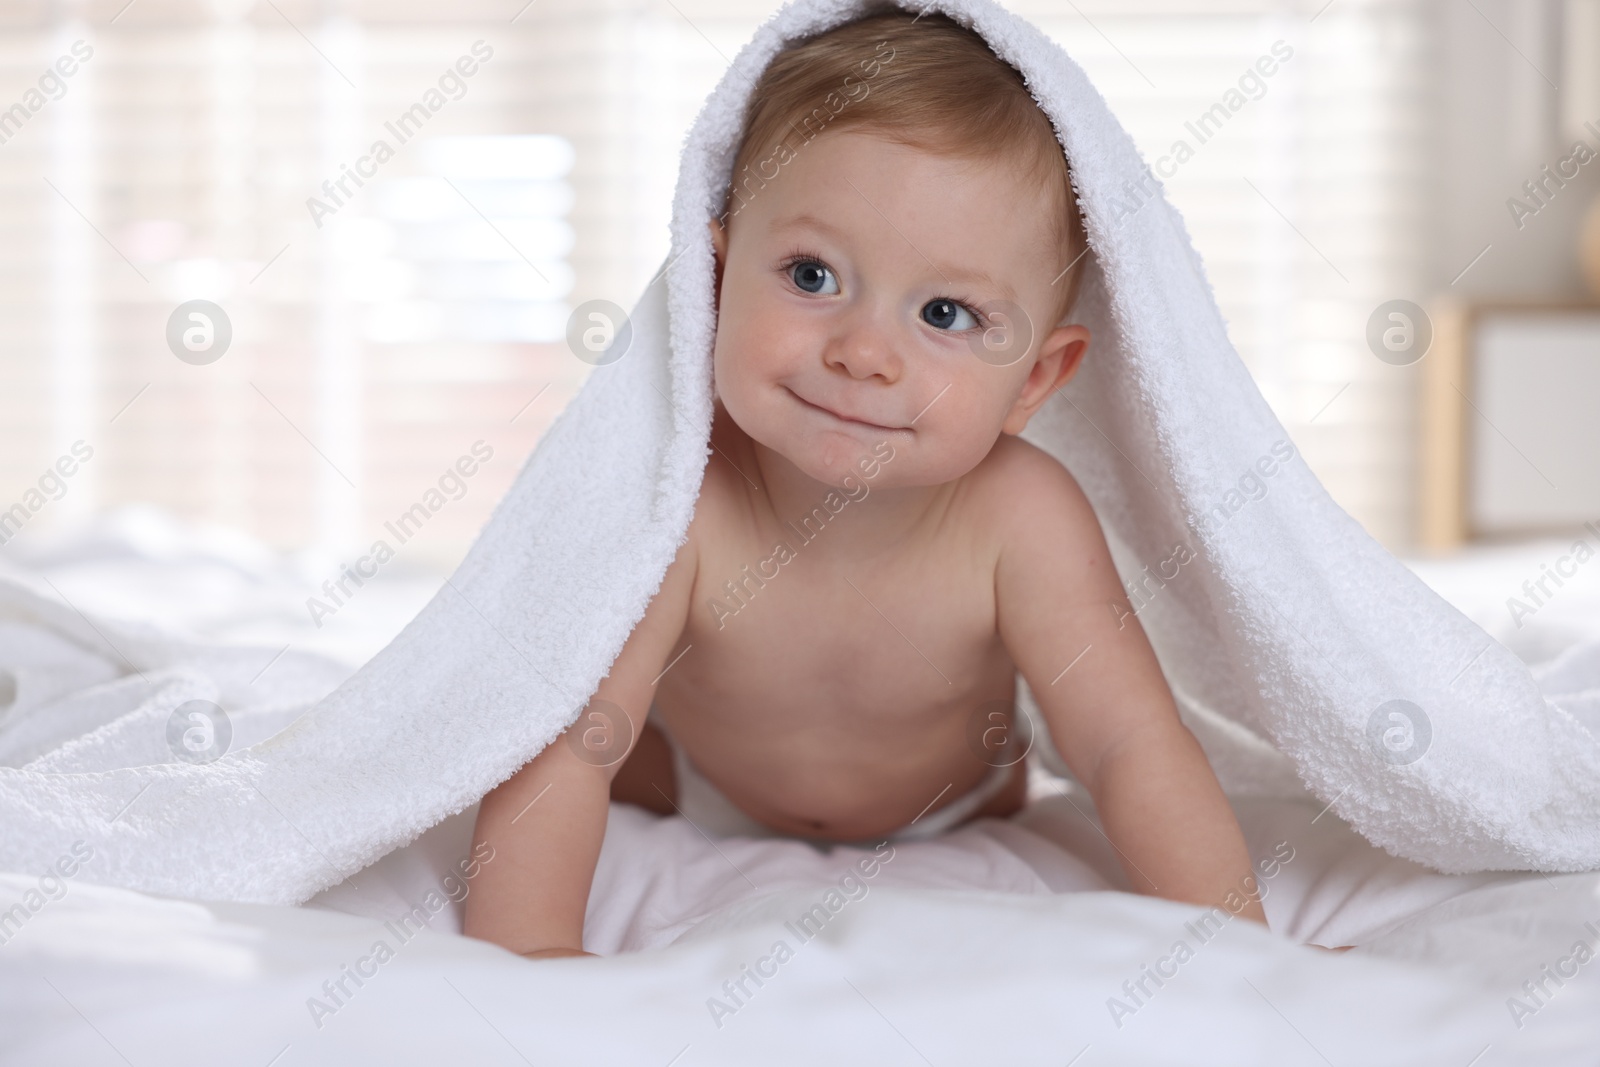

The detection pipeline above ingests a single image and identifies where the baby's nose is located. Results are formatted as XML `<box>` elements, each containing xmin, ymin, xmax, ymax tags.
<box><xmin>823</xmin><ymin>324</ymin><xmax>902</xmax><ymax>383</ymax></box>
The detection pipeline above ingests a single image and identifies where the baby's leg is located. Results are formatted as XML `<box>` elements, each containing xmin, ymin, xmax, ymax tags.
<box><xmin>966</xmin><ymin>760</ymin><xmax>1029</xmax><ymax>822</ymax></box>
<box><xmin>609</xmin><ymin>719</ymin><xmax>677</xmax><ymax>815</ymax></box>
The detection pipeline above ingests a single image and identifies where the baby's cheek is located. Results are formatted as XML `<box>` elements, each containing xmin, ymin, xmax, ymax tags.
<box><xmin>935</xmin><ymin>389</ymin><xmax>1010</xmax><ymax>458</ymax></box>
<box><xmin>711</xmin><ymin>336</ymin><xmax>756</xmax><ymax>407</ymax></box>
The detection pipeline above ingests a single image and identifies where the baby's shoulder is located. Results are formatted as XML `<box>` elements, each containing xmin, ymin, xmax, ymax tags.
<box><xmin>682</xmin><ymin>429</ymin><xmax>755</xmax><ymax>543</ymax></box>
<box><xmin>961</xmin><ymin>435</ymin><xmax>1101</xmax><ymax>542</ymax></box>
<box><xmin>967</xmin><ymin>434</ymin><xmax>1088</xmax><ymax>503</ymax></box>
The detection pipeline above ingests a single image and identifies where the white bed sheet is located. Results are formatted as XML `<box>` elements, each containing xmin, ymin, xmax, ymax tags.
<box><xmin>3</xmin><ymin>507</ymin><xmax>1599</xmax><ymax>1063</ymax></box>
<box><xmin>4</xmin><ymin>795</ymin><xmax>1598</xmax><ymax>1065</ymax></box>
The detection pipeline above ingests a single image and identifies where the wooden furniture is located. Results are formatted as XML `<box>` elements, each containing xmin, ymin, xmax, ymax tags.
<box><xmin>1420</xmin><ymin>301</ymin><xmax>1600</xmax><ymax>550</ymax></box>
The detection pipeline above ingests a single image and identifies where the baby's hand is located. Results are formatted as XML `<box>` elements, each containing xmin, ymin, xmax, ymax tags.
<box><xmin>521</xmin><ymin>947</ymin><xmax>598</xmax><ymax>960</ymax></box>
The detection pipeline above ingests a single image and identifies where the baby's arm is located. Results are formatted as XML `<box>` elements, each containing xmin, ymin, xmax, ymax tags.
<box><xmin>462</xmin><ymin>532</ymin><xmax>697</xmax><ymax>957</ymax></box>
<box><xmin>993</xmin><ymin>446</ymin><xmax>1267</xmax><ymax>926</ymax></box>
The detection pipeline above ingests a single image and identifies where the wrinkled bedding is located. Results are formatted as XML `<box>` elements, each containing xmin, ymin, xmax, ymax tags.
<box><xmin>4</xmin><ymin>511</ymin><xmax>1599</xmax><ymax>1064</ymax></box>
<box><xmin>4</xmin><ymin>792</ymin><xmax>1599</xmax><ymax>1065</ymax></box>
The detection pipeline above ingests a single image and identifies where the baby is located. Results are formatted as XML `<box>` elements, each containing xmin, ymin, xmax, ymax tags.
<box><xmin>464</xmin><ymin>9</ymin><xmax>1267</xmax><ymax>958</ymax></box>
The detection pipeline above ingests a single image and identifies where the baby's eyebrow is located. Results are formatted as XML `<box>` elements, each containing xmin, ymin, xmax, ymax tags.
<box><xmin>929</xmin><ymin>264</ymin><xmax>1014</xmax><ymax>300</ymax></box>
<box><xmin>770</xmin><ymin>211</ymin><xmax>848</xmax><ymax>241</ymax></box>
<box><xmin>769</xmin><ymin>211</ymin><xmax>1016</xmax><ymax>300</ymax></box>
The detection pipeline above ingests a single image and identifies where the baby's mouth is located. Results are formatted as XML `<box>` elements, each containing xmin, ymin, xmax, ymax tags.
<box><xmin>785</xmin><ymin>387</ymin><xmax>905</xmax><ymax>434</ymax></box>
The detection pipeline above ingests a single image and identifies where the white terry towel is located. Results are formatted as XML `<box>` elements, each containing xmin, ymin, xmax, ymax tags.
<box><xmin>2</xmin><ymin>0</ymin><xmax>1598</xmax><ymax>906</ymax></box>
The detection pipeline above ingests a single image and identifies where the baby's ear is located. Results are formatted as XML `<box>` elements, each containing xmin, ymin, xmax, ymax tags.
<box><xmin>1002</xmin><ymin>324</ymin><xmax>1090</xmax><ymax>436</ymax></box>
<box><xmin>708</xmin><ymin>215</ymin><xmax>728</xmax><ymax>261</ymax></box>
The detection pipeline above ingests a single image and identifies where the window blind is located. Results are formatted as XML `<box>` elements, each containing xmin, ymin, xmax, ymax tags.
<box><xmin>0</xmin><ymin>0</ymin><xmax>1433</xmax><ymax>568</ymax></box>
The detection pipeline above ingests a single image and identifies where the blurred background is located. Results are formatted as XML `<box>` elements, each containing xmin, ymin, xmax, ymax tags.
<box><xmin>1</xmin><ymin>0</ymin><xmax>1598</xmax><ymax>667</ymax></box>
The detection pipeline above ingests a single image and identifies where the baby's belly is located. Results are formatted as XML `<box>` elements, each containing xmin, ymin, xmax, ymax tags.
<box><xmin>652</xmin><ymin>685</ymin><xmax>1022</xmax><ymax>841</ymax></box>
<box><xmin>657</xmin><ymin>549</ymin><xmax>1023</xmax><ymax>839</ymax></box>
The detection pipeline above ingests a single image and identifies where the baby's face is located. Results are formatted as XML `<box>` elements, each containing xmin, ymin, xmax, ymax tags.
<box><xmin>708</xmin><ymin>128</ymin><xmax>1089</xmax><ymax>490</ymax></box>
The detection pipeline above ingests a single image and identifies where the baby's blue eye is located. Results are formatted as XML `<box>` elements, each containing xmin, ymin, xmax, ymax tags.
<box><xmin>790</xmin><ymin>260</ymin><xmax>838</xmax><ymax>295</ymax></box>
<box><xmin>922</xmin><ymin>298</ymin><xmax>978</xmax><ymax>331</ymax></box>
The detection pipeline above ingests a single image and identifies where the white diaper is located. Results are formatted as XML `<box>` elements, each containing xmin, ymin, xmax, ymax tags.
<box><xmin>649</xmin><ymin>710</ymin><xmax>1026</xmax><ymax>846</ymax></box>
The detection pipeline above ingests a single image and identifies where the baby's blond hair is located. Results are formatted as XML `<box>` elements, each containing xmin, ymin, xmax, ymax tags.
<box><xmin>723</xmin><ymin>8</ymin><xmax>1086</xmax><ymax>323</ymax></box>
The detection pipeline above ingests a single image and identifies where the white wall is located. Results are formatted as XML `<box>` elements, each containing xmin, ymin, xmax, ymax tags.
<box><xmin>1431</xmin><ymin>0</ymin><xmax>1598</xmax><ymax>301</ymax></box>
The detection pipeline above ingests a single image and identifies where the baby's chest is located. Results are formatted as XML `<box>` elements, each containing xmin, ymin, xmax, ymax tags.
<box><xmin>685</xmin><ymin>541</ymin><xmax>1007</xmax><ymax>704</ymax></box>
